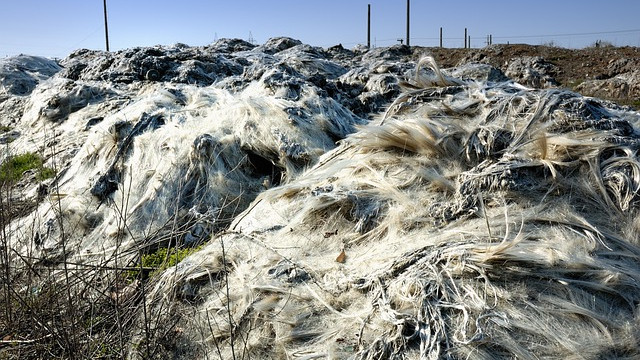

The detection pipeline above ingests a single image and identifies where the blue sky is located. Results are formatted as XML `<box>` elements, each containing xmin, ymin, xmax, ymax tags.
<box><xmin>1</xmin><ymin>0</ymin><xmax>640</xmax><ymax>58</ymax></box>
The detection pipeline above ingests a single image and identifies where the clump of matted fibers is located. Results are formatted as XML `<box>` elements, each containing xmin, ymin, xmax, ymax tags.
<box><xmin>136</xmin><ymin>56</ymin><xmax>640</xmax><ymax>359</ymax></box>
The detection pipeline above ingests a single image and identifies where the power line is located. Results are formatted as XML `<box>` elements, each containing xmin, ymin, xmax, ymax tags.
<box><xmin>412</xmin><ymin>28</ymin><xmax>640</xmax><ymax>42</ymax></box>
<box><xmin>301</xmin><ymin>26</ymin><xmax>640</xmax><ymax>50</ymax></box>
<box><xmin>492</xmin><ymin>28</ymin><xmax>640</xmax><ymax>40</ymax></box>
<box><xmin>379</xmin><ymin>28</ymin><xmax>640</xmax><ymax>48</ymax></box>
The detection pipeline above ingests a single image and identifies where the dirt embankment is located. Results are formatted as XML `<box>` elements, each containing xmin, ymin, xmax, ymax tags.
<box><xmin>415</xmin><ymin>44</ymin><xmax>640</xmax><ymax>108</ymax></box>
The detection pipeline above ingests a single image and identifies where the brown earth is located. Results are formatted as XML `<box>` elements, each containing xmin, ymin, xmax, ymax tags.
<box><xmin>413</xmin><ymin>44</ymin><xmax>640</xmax><ymax>109</ymax></box>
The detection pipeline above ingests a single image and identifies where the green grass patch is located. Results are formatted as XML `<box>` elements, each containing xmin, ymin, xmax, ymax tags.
<box><xmin>0</xmin><ymin>152</ymin><xmax>56</xmax><ymax>184</ymax></box>
<box><xmin>129</xmin><ymin>245</ymin><xmax>203</xmax><ymax>279</ymax></box>
<box><xmin>38</xmin><ymin>166</ymin><xmax>56</xmax><ymax>181</ymax></box>
<box><xmin>622</xmin><ymin>99</ymin><xmax>640</xmax><ymax>111</ymax></box>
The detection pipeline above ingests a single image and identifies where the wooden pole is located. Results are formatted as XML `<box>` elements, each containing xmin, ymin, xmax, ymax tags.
<box><xmin>367</xmin><ymin>4</ymin><xmax>371</xmax><ymax>49</ymax></box>
<box><xmin>103</xmin><ymin>0</ymin><xmax>110</xmax><ymax>51</ymax></box>
<box><xmin>490</xmin><ymin>34</ymin><xmax>492</xmax><ymax>45</ymax></box>
<box><xmin>406</xmin><ymin>0</ymin><xmax>410</xmax><ymax>46</ymax></box>
<box><xmin>440</xmin><ymin>27</ymin><xmax>443</xmax><ymax>48</ymax></box>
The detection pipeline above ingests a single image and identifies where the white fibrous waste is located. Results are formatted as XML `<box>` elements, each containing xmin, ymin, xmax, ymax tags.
<box><xmin>2</xmin><ymin>38</ymin><xmax>370</xmax><ymax>266</ymax></box>
<box><xmin>2</xmin><ymin>38</ymin><xmax>640</xmax><ymax>359</ymax></box>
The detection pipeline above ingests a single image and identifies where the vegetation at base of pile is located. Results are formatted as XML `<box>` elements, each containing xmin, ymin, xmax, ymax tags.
<box><xmin>129</xmin><ymin>245</ymin><xmax>203</xmax><ymax>279</ymax></box>
<box><xmin>619</xmin><ymin>98</ymin><xmax>640</xmax><ymax>110</ymax></box>
<box><xmin>0</xmin><ymin>152</ymin><xmax>55</xmax><ymax>184</ymax></box>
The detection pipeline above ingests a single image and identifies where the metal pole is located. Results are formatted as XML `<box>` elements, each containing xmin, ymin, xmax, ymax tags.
<box><xmin>367</xmin><ymin>4</ymin><xmax>371</xmax><ymax>49</ymax></box>
<box><xmin>406</xmin><ymin>0</ymin><xmax>410</xmax><ymax>46</ymax></box>
<box><xmin>468</xmin><ymin>35</ymin><xmax>471</xmax><ymax>48</ymax></box>
<box><xmin>490</xmin><ymin>34</ymin><xmax>492</xmax><ymax>45</ymax></box>
<box><xmin>103</xmin><ymin>0</ymin><xmax>110</xmax><ymax>51</ymax></box>
<box><xmin>440</xmin><ymin>27</ymin><xmax>443</xmax><ymax>48</ymax></box>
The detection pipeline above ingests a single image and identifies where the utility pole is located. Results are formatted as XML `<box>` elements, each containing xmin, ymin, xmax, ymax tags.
<box><xmin>367</xmin><ymin>4</ymin><xmax>371</xmax><ymax>49</ymax></box>
<box><xmin>103</xmin><ymin>0</ymin><xmax>110</xmax><ymax>51</ymax></box>
<box><xmin>464</xmin><ymin>28</ymin><xmax>467</xmax><ymax>48</ymax></box>
<box><xmin>406</xmin><ymin>0</ymin><xmax>410</xmax><ymax>46</ymax></box>
<box><xmin>440</xmin><ymin>27</ymin><xmax>443</xmax><ymax>48</ymax></box>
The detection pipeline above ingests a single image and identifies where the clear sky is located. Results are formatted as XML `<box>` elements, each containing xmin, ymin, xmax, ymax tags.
<box><xmin>1</xmin><ymin>0</ymin><xmax>640</xmax><ymax>58</ymax></box>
